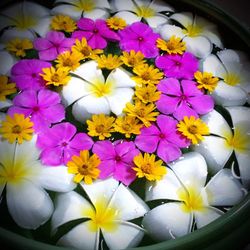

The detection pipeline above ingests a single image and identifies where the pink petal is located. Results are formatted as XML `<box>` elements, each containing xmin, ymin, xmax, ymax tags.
<box><xmin>33</xmin><ymin>38</ymin><xmax>53</xmax><ymax>50</ymax></box>
<box><xmin>157</xmin><ymin>115</ymin><xmax>177</xmax><ymax>134</ymax></box>
<box><xmin>157</xmin><ymin>78</ymin><xmax>181</xmax><ymax>95</ymax></box>
<box><xmin>181</xmin><ymin>80</ymin><xmax>203</xmax><ymax>97</ymax></box>
<box><xmin>188</xmin><ymin>95</ymin><xmax>214</xmax><ymax>115</ymax></box>
<box><xmin>50</xmin><ymin>123</ymin><xmax>76</xmax><ymax>142</ymax></box>
<box><xmin>157</xmin><ymin>140</ymin><xmax>182</xmax><ymax>163</ymax></box>
<box><xmin>40</xmin><ymin>146</ymin><xmax>63</xmax><ymax>166</ymax></box>
<box><xmin>115</xmin><ymin>142</ymin><xmax>140</xmax><ymax>163</ymax></box>
<box><xmin>72</xmin><ymin>30</ymin><xmax>93</xmax><ymax>40</ymax></box>
<box><xmin>8</xmin><ymin>106</ymin><xmax>32</xmax><ymax>117</ymax></box>
<box><xmin>37</xmin><ymin>128</ymin><xmax>61</xmax><ymax>149</ymax></box>
<box><xmin>140</xmin><ymin>124</ymin><xmax>160</xmax><ymax>136</ymax></box>
<box><xmin>92</xmin><ymin>141</ymin><xmax>116</xmax><ymax>160</ymax></box>
<box><xmin>166</xmin><ymin>131</ymin><xmax>190</xmax><ymax>148</ymax></box>
<box><xmin>63</xmin><ymin>147</ymin><xmax>80</xmax><ymax>165</ymax></box>
<box><xmin>77</xmin><ymin>18</ymin><xmax>95</xmax><ymax>31</ymax></box>
<box><xmin>174</xmin><ymin>102</ymin><xmax>198</xmax><ymax>120</ymax></box>
<box><xmin>113</xmin><ymin>162</ymin><xmax>136</xmax><ymax>186</ymax></box>
<box><xmin>88</xmin><ymin>34</ymin><xmax>107</xmax><ymax>49</ymax></box>
<box><xmin>39</xmin><ymin>104</ymin><xmax>65</xmax><ymax>123</ymax></box>
<box><xmin>59</xmin><ymin>38</ymin><xmax>76</xmax><ymax>49</ymax></box>
<box><xmin>46</xmin><ymin>31</ymin><xmax>65</xmax><ymax>43</ymax></box>
<box><xmin>69</xmin><ymin>133</ymin><xmax>93</xmax><ymax>151</ymax></box>
<box><xmin>13</xmin><ymin>90</ymin><xmax>37</xmax><ymax>107</ymax></box>
<box><xmin>156</xmin><ymin>95</ymin><xmax>179</xmax><ymax>115</ymax></box>
<box><xmin>99</xmin><ymin>160</ymin><xmax>116</xmax><ymax>179</ymax></box>
<box><xmin>38</xmin><ymin>47</ymin><xmax>58</xmax><ymax>61</ymax></box>
<box><xmin>135</xmin><ymin>134</ymin><xmax>159</xmax><ymax>153</ymax></box>
<box><xmin>38</xmin><ymin>89</ymin><xmax>61</xmax><ymax>107</ymax></box>
<box><xmin>31</xmin><ymin>112</ymin><xmax>50</xmax><ymax>132</ymax></box>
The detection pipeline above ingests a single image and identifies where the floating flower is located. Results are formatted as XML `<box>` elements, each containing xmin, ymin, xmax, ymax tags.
<box><xmin>96</xmin><ymin>54</ymin><xmax>123</xmax><ymax>70</ymax></box>
<box><xmin>51</xmin><ymin>178</ymin><xmax>149</xmax><ymax>250</ymax></box>
<box><xmin>120</xmin><ymin>50</ymin><xmax>146</xmax><ymax>67</ymax></box>
<box><xmin>5</xmin><ymin>38</ymin><xmax>33</xmax><ymax>57</ymax></box>
<box><xmin>119</xmin><ymin>22</ymin><xmax>160</xmax><ymax>58</ymax></box>
<box><xmin>156</xmin><ymin>36</ymin><xmax>186</xmax><ymax>55</ymax></box>
<box><xmin>135</xmin><ymin>115</ymin><xmax>189</xmax><ymax>163</ymax></box>
<box><xmin>93</xmin><ymin>140</ymin><xmax>139</xmax><ymax>185</ymax></box>
<box><xmin>194</xmin><ymin>71</ymin><xmax>219</xmax><ymax>92</ymax></box>
<box><xmin>0</xmin><ymin>48</ymin><xmax>16</xmax><ymax>75</ymax></box>
<box><xmin>0</xmin><ymin>75</ymin><xmax>16</xmax><ymax>101</ymax></box>
<box><xmin>55</xmin><ymin>51</ymin><xmax>82</xmax><ymax>71</ymax></box>
<box><xmin>106</xmin><ymin>16</ymin><xmax>127</xmax><ymax>30</ymax></box>
<box><xmin>37</xmin><ymin>122</ymin><xmax>93</xmax><ymax>166</ymax></box>
<box><xmin>142</xmin><ymin>152</ymin><xmax>244</xmax><ymax>241</ymax></box>
<box><xmin>134</xmin><ymin>84</ymin><xmax>161</xmax><ymax>104</ymax></box>
<box><xmin>50</xmin><ymin>15</ymin><xmax>77</xmax><ymax>33</ymax></box>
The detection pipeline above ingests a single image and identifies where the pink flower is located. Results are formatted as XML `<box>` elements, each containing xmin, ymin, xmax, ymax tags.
<box><xmin>11</xmin><ymin>59</ymin><xmax>51</xmax><ymax>90</ymax></box>
<box><xmin>72</xmin><ymin>18</ymin><xmax>120</xmax><ymax>49</ymax></box>
<box><xmin>156</xmin><ymin>52</ymin><xmax>198</xmax><ymax>79</ymax></box>
<box><xmin>118</xmin><ymin>22</ymin><xmax>160</xmax><ymax>58</ymax></box>
<box><xmin>34</xmin><ymin>31</ymin><xmax>75</xmax><ymax>61</ymax></box>
<box><xmin>135</xmin><ymin>115</ymin><xmax>189</xmax><ymax>163</ymax></box>
<box><xmin>157</xmin><ymin>78</ymin><xmax>214</xmax><ymax>120</ymax></box>
<box><xmin>92</xmin><ymin>140</ymin><xmax>140</xmax><ymax>185</ymax></box>
<box><xmin>37</xmin><ymin>122</ymin><xmax>93</xmax><ymax>166</ymax></box>
<box><xmin>8</xmin><ymin>89</ymin><xmax>65</xmax><ymax>132</ymax></box>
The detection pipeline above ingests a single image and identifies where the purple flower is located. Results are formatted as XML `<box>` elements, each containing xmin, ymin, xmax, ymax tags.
<box><xmin>72</xmin><ymin>18</ymin><xmax>120</xmax><ymax>49</ymax></box>
<box><xmin>34</xmin><ymin>31</ymin><xmax>75</xmax><ymax>61</ymax></box>
<box><xmin>11</xmin><ymin>59</ymin><xmax>51</xmax><ymax>90</ymax></box>
<box><xmin>92</xmin><ymin>140</ymin><xmax>140</xmax><ymax>185</ymax></box>
<box><xmin>156</xmin><ymin>52</ymin><xmax>198</xmax><ymax>79</ymax></box>
<box><xmin>118</xmin><ymin>22</ymin><xmax>160</xmax><ymax>58</ymax></box>
<box><xmin>37</xmin><ymin>122</ymin><xmax>93</xmax><ymax>166</ymax></box>
<box><xmin>135</xmin><ymin>115</ymin><xmax>189</xmax><ymax>163</ymax></box>
<box><xmin>157</xmin><ymin>78</ymin><xmax>214</xmax><ymax>120</ymax></box>
<box><xmin>8</xmin><ymin>89</ymin><xmax>65</xmax><ymax>132</ymax></box>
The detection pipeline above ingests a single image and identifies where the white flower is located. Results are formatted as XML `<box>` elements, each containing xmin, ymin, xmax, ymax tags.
<box><xmin>62</xmin><ymin>60</ymin><xmax>136</xmax><ymax>122</ymax></box>
<box><xmin>160</xmin><ymin>12</ymin><xmax>223</xmax><ymax>58</ymax></box>
<box><xmin>194</xmin><ymin>107</ymin><xmax>250</xmax><ymax>188</ymax></box>
<box><xmin>0</xmin><ymin>138</ymin><xmax>76</xmax><ymax>229</ymax></box>
<box><xmin>111</xmin><ymin>0</ymin><xmax>174</xmax><ymax>29</ymax></box>
<box><xmin>142</xmin><ymin>152</ymin><xmax>244</xmax><ymax>241</ymax></box>
<box><xmin>203</xmin><ymin>49</ymin><xmax>250</xmax><ymax>106</ymax></box>
<box><xmin>0</xmin><ymin>44</ymin><xmax>17</xmax><ymax>75</ymax></box>
<box><xmin>51</xmin><ymin>0</ymin><xmax>110</xmax><ymax>20</ymax></box>
<box><xmin>52</xmin><ymin>178</ymin><xmax>149</xmax><ymax>250</ymax></box>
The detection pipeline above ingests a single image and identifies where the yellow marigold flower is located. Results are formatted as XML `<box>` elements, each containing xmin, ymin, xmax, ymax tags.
<box><xmin>133</xmin><ymin>153</ymin><xmax>167</xmax><ymax>181</ymax></box>
<box><xmin>134</xmin><ymin>84</ymin><xmax>161</xmax><ymax>104</ymax></box>
<box><xmin>106</xmin><ymin>16</ymin><xmax>127</xmax><ymax>30</ymax></box>
<box><xmin>120</xmin><ymin>50</ymin><xmax>146</xmax><ymax>68</ymax></box>
<box><xmin>41</xmin><ymin>66</ymin><xmax>71</xmax><ymax>86</ymax></box>
<box><xmin>55</xmin><ymin>51</ymin><xmax>82</xmax><ymax>71</ymax></box>
<box><xmin>177</xmin><ymin>116</ymin><xmax>210</xmax><ymax>144</ymax></box>
<box><xmin>87</xmin><ymin>114</ymin><xmax>115</xmax><ymax>140</ymax></box>
<box><xmin>123</xmin><ymin>101</ymin><xmax>159</xmax><ymax>127</ymax></box>
<box><xmin>132</xmin><ymin>63</ymin><xmax>164</xmax><ymax>86</ymax></box>
<box><xmin>114</xmin><ymin>116</ymin><xmax>143</xmax><ymax>138</ymax></box>
<box><xmin>96</xmin><ymin>54</ymin><xmax>123</xmax><ymax>70</ymax></box>
<box><xmin>6</xmin><ymin>38</ymin><xmax>33</xmax><ymax>57</ymax></box>
<box><xmin>0</xmin><ymin>75</ymin><xmax>16</xmax><ymax>101</ymax></box>
<box><xmin>67</xmin><ymin>150</ymin><xmax>101</xmax><ymax>184</ymax></box>
<box><xmin>0</xmin><ymin>114</ymin><xmax>34</xmax><ymax>144</ymax></box>
<box><xmin>194</xmin><ymin>71</ymin><xmax>219</xmax><ymax>92</ymax></box>
<box><xmin>50</xmin><ymin>15</ymin><xmax>77</xmax><ymax>33</ymax></box>
<box><xmin>156</xmin><ymin>36</ymin><xmax>186</xmax><ymax>55</ymax></box>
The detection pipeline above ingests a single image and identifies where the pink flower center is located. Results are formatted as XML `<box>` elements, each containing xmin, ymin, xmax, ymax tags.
<box><xmin>174</xmin><ymin>60</ymin><xmax>182</xmax><ymax>67</ymax></box>
<box><xmin>159</xmin><ymin>133</ymin><xmax>166</xmax><ymax>139</ymax></box>
<box><xmin>180</xmin><ymin>94</ymin><xmax>187</xmax><ymax>101</ymax></box>
<box><xmin>61</xmin><ymin>141</ymin><xmax>68</xmax><ymax>147</ymax></box>
<box><xmin>115</xmin><ymin>155</ymin><xmax>122</xmax><ymax>162</ymax></box>
<box><xmin>93</xmin><ymin>28</ymin><xmax>99</xmax><ymax>34</ymax></box>
<box><xmin>32</xmin><ymin>106</ymin><xmax>40</xmax><ymax>112</ymax></box>
<box><xmin>31</xmin><ymin>73</ymin><xmax>37</xmax><ymax>78</ymax></box>
<box><xmin>138</xmin><ymin>37</ymin><xmax>144</xmax><ymax>42</ymax></box>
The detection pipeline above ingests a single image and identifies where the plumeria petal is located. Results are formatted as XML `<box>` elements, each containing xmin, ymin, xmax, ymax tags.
<box><xmin>146</xmin><ymin>15</ymin><xmax>169</xmax><ymax>29</ymax></box>
<box><xmin>170</xmin><ymin>12</ymin><xmax>193</xmax><ymax>27</ymax></box>
<box><xmin>235</xmin><ymin>153</ymin><xmax>250</xmax><ymax>188</ymax></box>
<box><xmin>114</xmin><ymin>11</ymin><xmax>141</xmax><ymax>25</ymax></box>
<box><xmin>160</xmin><ymin>24</ymin><xmax>185</xmax><ymax>40</ymax></box>
<box><xmin>51</xmin><ymin>5</ymin><xmax>82</xmax><ymax>19</ymax></box>
<box><xmin>0</xmin><ymin>51</ymin><xmax>16</xmax><ymax>75</ymax></box>
<box><xmin>84</xmin><ymin>9</ymin><xmax>110</xmax><ymax>20</ymax></box>
<box><xmin>203</xmin><ymin>54</ymin><xmax>227</xmax><ymax>77</ymax></box>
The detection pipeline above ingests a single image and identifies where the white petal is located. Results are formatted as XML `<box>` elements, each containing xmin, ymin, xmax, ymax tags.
<box><xmin>202</xmin><ymin>54</ymin><xmax>226</xmax><ymax>77</ymax></box>
<box><xmin>225</xmin><ymin>106</ymin><xmax>250</xmax><ymax>125</ymax></box>
<box><xmin>114</xmin><ymin>11</ymin><xmax>140</xmax><ymax>25</ymax></box>
<box><xmin>6</xmin><ymin>180</ymin><xmax>53</xmax><ymax>229</ymax></box>
<box><xmin>72</xmin><ymin>100</ymin><xmax>92</xmax><ymax>122</ymax></box>
<box><xmin>84</xmin><ymin>9</ymin><xmax>110</xmax><ymax>20</ymax></box>
<box><xmin>94</xmin><ymin>0</ymin><xmax>110</xmax><ymax>8</ymax></box>
<box><xmin>0</xmin><ymin>15</ymin><xmax>13</xmax><ymax>30</ymax></box>
<box><xmin>202</xmin><ymin>30</ymin><xmax>223</xmax><ymax>48</ymax></box>
<box><xmin>0</xmin><ymin>112</ymin><xmax>6</xmax><ymax>122</ymax></box>
<box><xmin>150</xmin><ymin>0</ymin><xmax>174</xmax><ymax>12</ymax></box>
<box><xmin>160</xmin><ymin>24</ymin><xmax>185</xmax><ymax>40</ymax></box>
<box><xmin>170</xmin><ymin>12</ymin><xmax>193</xmax><ymax>27</ymax></box>
<box><xmin>236</xmin><ymin>152</ymin><xmax>250</xmax><ymax>188</ymax></box>
<box><xmin>32</xmin><ymin>16</ymin><xmax>52</xmax><ymax>37</ymax></box>
<box><xmin>142</xmin><ymin>202</ymin><xmax>192</xmax><ymax>240</ymax></box>
<box><xmin>0</xmin><ymin>99</ymin><xmax>12</xmax><ymax>109</ymax></box>
<box><xmin>0</xmin><ymin>140</ymin><xmax>16</xmax><ymax>168</ymax></box>
<box><xmin>0</xmin><ymin>28</ymin><xmax>35</xmax><ymax>43</ymax></box>
<box><xmin>146</xmin><ymin>15</ymin><xmax>169</xmax><ymax>29</ymax></box>
<box><xmin>217</xmin><ymin>49</ymin><xmax>241</xmax><ymax>64</ymax></box>
<box><xmin>111</xmin><ymin>0</ymin><xmax>136</xmax><ymax>11</ymax></box>
<box><xmin>0</xmin><ymin>51</ymin><xmax>16</xmax><ymax>75</ymax></box>
<box><xmin>51</xmin><ymin>5</ymin><xmax>82</xmax><ymax>19</ymax></box>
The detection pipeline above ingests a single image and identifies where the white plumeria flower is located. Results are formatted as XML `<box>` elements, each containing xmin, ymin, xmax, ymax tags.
<box><xmin>0</xmin><ymin>2</ymin><xmax>51</xmax><ymax>43</ymax></box>
<box><xmin>111</xmin><ymin>0</ymin><xmax>174</xmax><ymax>29</ymax></box>
<box><xmin>0</xmin><ymin>44</ymin><xmax>17</xmax><ymax>75</ymax></box>
<box><xmin>0</xmin><ymin>138</ymin><xmax>76</xmax><ymax>229</ymax></box>
<box><xmin>194</xmin><ymin>107</ymin><xmax>250</xmax><ymax>188</ymax></box>
<box><xmin>142</xmin><ymin>152</ymin><xmax>244</xmax><ymax>241</ymax></box>
<box><xmin>52</xmin><ymin>178</ymin><xmax>149</xmax><ymax>250</ymax></box>
<box><xmin>160</xmin><ymin>12</ymin><xmax>223</xmax><ymax>58</ymax></box>
<box><xmin>62</xmin><ymin>60</ymin><xmax>136</xmax><ymax>122</ymax></box>
<box><xmin>51</xmin><ymin>0</ymin><xmax>110</xmax><ymax>20</ymax></box>
<box><xmin>203</xmin><ymin>49</ymin><xmax>250</xmax><ymax>106</ymax></box>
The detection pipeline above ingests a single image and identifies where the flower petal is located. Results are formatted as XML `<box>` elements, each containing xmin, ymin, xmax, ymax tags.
<box><xmin>203</xmin><ymin>54</ymin><xmax>226</xmax><ymax>77</ymax></box>
<box><xmin>158</xmin><ymin>140</ymin><xmax>182</xmax><ymax>163</ymax></box>
<box><xmin>235</xmin><ymin>152</ymin><xmax>250</xmax><ymax>188</ymax></box>
<box><xmin>160</xmin><ymin>24</ymin><xmax>185</xmax><ymax>40</ymax></box>
<box><xmin>114</xmin><ymin>11</ymin><xmax>141</xmax><ymax>25</ymax></box>
<box><xmin>225</xmin><ymin>106</ymin><xmax>250</xmax><ymax>125</ymax></box>
<box><xmin>146</xmin><ymin>15</ymin><xmax>169</xmax><ymax>29</ymax></box>
<box><xmin>170</xmin><ymin>12</ymin><xmax>193</xmax><ymax>27</ymax></box>
<box><xmin>0</xmin><ymin>51</ymin><xmax>15</xmax><ymax>75</ymax></box>
<box><xmin>51</xmin><ymin>5</ymin><xmax>82</xmax><ymax>19</ymax></box>
<box><xmin>84</xmin><ymin>9</ymin><xmax>110</xmax><ymax>20</ymax></box>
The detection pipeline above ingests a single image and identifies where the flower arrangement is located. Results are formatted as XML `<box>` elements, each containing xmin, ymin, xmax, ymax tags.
<box><xmin>0</xmin><ymin>0</ymin><xmax>249</xmax><ymax>249</ymax></box>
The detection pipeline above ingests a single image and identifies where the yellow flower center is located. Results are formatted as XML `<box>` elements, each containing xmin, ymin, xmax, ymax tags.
<box><xmin>184</xmin><ymin>25</ymin><xmax>203</xmax><ymax>37</ymax></box>
<box><xmin>188</xmin><ymin>125</ymin><xmax>198</xmax><ymax>134</ymax></box>
<box><xmin>74</xmin><ymin>0</ymin><xmax>95</xmax><ymax>12</ymax></box>
<box><xmin>11</xmin><ymin>125</ymin><xmax>22</xmax><ymax>134</ymax></box>
<box><xmin>135</xmin><ymin>5</ymin><xmax>155</xmax><ymax>18</ymax></box>
<box><xmin>90</xmin><ymin>80</ymin><xmax>113</xmax><ymax>97</ymax></box>
<box><xmin>223</xmin><ymin>72</ymin><xmax>241</xmax><ymax>86</ymax></box>
<box><xmin>95</xmin><ymin>124</ymin><xmax>105</xmax><ymax>133</ymax></box>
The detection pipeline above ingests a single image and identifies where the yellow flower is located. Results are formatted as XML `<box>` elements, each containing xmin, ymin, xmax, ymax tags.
<box><xmin>120</xmin><ymin>50</ymin><xmax>146</xmax><ymax>68</ymax></box>
<box><xmin>106</xmin><ymin>16</ymin><xmax>126</xmax><ymax>30</ymax></box>
<box><xmin>156</xmin><ymin>36</ymin><xmax>186</xmax><ymax>54</ymax></box>
<box><xmin>177</xmin><ymin>116</ymin><xmax>210</xmax><ymax>144</ymax></box>
<box><xmin>41</xmin><ymin>66</ymin><xmax>71</xmax><ymax>86</ymax></box>
<box><xmin>132</xmin><ymin>63</ymin><xmax>163</xmax><ymax>86</ymax></box>
<box><xmin>96</xmin><ymin>54</ymin><xmax>123</xmax><ymax>70</ymax></box>
<box><xmin>50</xmin><ymin>15</ymin><xmax>77</xmax><ymax>33</ymax></box>
<box><xmin>67</xmin><ymin>150</ymin><xmax>101</xmax><ymax>184</ymax></box>
<box><xmin>134</xmin><ymin>84</ymin><xmax>161</xmax><ymax>104</ymax></box>
<box><xmin>0</xmin><ymin>75</ymin><xmax>16</xmax><ymax>101</ymax></box>
<box><xmin>123</xmin><ymin>101</ymin><xmax>159</xmax><ymax>127</ymax></box>
<box><xmin>55</xmin><ymin>51</ymin><xmax>82</xmax><ymax>71</ymax></box>
<box><xmin>87</xmin><ymin>114</ymin><xmax>115</xmax><ymax>140</ymax></box>
<box><xmin>133</xmin><ymin>153</ymin><xmax>167</xmax><ymax>181</ymax></box>
<box><xmin>114</xmin><ymin>116</ymin><xmax>143</xmax><ymax>138</ymax></box>
<box><xmin>194</xmin><ymin>71</ymin><xmax>219</xmax><ymax>92</ymax></box>
<box><xmin>6</xmin><ymin>38</ymin><xmax>33</xmax><ymax>57</ymax></box>
<box><xmin>0</xmin><ymin>114</ymin><xmax>34</xmax><ymax>144</ymax></box>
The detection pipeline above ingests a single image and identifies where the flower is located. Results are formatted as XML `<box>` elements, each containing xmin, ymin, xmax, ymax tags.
<box><xmin>142</xmin><ymin>152</ymin><xmax>244</xmax><ymax>241</ymax></box>
<box><xmin>0</xmin><ymin>114</ymin><xmax>34</xmax><ymax>144</ymax></box>
<box><xmin>0</xmin><ymin>75</ymin><xmax>16</xmax><ymax>101</ymax></box>
<box><xmin>156</xmin><ymin>78</ymin><xmax>214</xmax><ymax>120</ymax></box>
<box><xmin>10</xmin><ymin>59</ymin><xmax>51</xmax><ymax>90</ymax></box>
<box><xmin>96</xmin><ymin>54</ymin><xmax>123</xmax><ymax>70</ymax></box>
<box><xmin>133</xmin><ymin>152</ymin><xmax>167</xmax><ymax>181</ymax></box>
<box><xmin>37</xmin><ymin>122</ymin><xmax>93</xmax><ymax>166</ymax></box>
<box><xmin>55</xmin><ymin>51</ymin><xmax>82</xmax><ymax>71</ymax></box>
<box><xmin>8</xmin><ymin>89</ymin><xmax>65</xmax><ymax>132</ymax></box>
<box><xmin>106</xmin><ymin>16</ymin><xmax>127</xmax><ymax>30</ymax></box>
<box><xmin>67</xmin><ymin>150</ymin><xmax>100</xmax><ymax>184</ymax></box>
<box><xmin>0</xmin><ymin>48</ymin><xmax>16</xmax><ymax>75</ymax></box>
<box><xmin>120</xmin><ymin>50</ymin><xmax>146</xmax><ymax>67</ymax></box>
<box><xmin>0</xmin><ymin>138</ymin><xmax>75</xmax><ymax>229</ymax></box>
<box><xmin>118</xmin><ymin>22</ymin><xmax>160</xmax><ymax>58</ymax></box>
<box><xmin>51</xmin><ymin>178</ymin><xmax>149</xmax><ymax>250</ymax></box>
<box><xmin>5</xmin><ymin>38</ymin><xmax>33</xmax><ymax>57</ymax></box>
<box><xmin>33</xmin><ymin>31</ymin><xmax>75</xmax><ymax>61</ymax></box>
<box><xmin>134</xmin><ymin>84</ymin><xmax>161</xmax><ymax>104</ymax></box>
<box><xmin>50</xmin><ymin>15</ymin><xmax>77</xmax><ymax>33</ymax></box>
<box><xmin>72</xmin><ymin>18</ymin><xmax>120</xmax><ymax>49</ymax></box>
<box><xmin>135</xmin><ymin>115</ymin><xmax>189</xmax><ymax>163</ymax></box>
<box><xmin>194</xmin><ymin>71</ymin><xmax>219</xmax><ymax>92</ymax></box>
<box><xmin>155</xmin><ymin>52</ymin><xmax>198</xmax><ymax>79</ymax></box>
<box><xmin>156</xmin><ymin>36</ymin><xmax>186</xmax><ymax>55</ymax></box>
<box><xmin>92</xmin><ymin>140</ymin><xmax>139</xmax><ymax>185</ymax></box>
